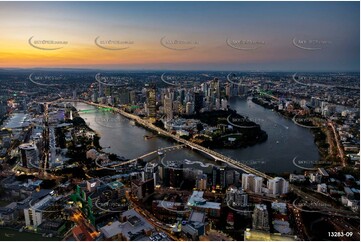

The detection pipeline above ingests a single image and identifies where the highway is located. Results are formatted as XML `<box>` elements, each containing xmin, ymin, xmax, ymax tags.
<box><xmin>292</xmin><ymin>198</ymin><xmax>359</xmax><ymax>219</ymax></box>
<box><xmin>328</xmin><ymin>121</ymin><xmax>347</xmax><ymax>167</ymax></box>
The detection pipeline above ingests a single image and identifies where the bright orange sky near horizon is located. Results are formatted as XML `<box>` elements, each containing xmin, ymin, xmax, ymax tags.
<box><xmin>0</xmin><ymin>1</ymin><xmax>359</xmax><ymax>71</ymax></box>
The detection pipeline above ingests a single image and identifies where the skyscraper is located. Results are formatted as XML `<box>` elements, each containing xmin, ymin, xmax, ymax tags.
<box><xmin>118</xmin><ymin>89</ymin><xmax>130</xmax><ymax>105</ymax></box>
<box><xmin>242</xmin><ymin>173</ymin><xmax>263</xmax><ymax>194</ymax></box>
<box><xmin>185</xmin><ymin>101</ymin><xmax>193</xmax><ymax>115</ymax></box>
<box><xmin>252</xmin><ymin>204</ymin><xmax>270</xmax><ymax>231</ymax></box>
<box><xmin>267</xmin><ymin>177</ymin><xmax>289</xmax><ymax>195</ymax></box>
<box><xmin>225</xmin><ymin>83</ymin><xmax>231</xmax><ymax>99</ymax></box>
<box><xmin>194</xmin><ymin>92</ymin><xmax>204</xmax><ymax>114</ymax></box>
<box><xmin>226</xmin><ymin>187</ymin><xmax>248</xmax><ymax>207</ymax></box>
<box><xmin>162</xmin><ymin>161</ymin><xmax>183</xmax><ymax>188</ymax></box>
<box><xmin>212</xmin><ymin>166</ymin><xmax>226</xmax><ymax>190</ymax></box>
<box><xmin>164</xmin><ymin>95</ymin><xmax>173</xmax><ymax>121</ymax></box>
<box><xmin>196</xmin><ymin>174</ymin><xmax>208</xmax><ymax>190</ymax></box>
<box><xmin>146</xmin><ymin>83</ymin><xmax>156</xmax><ymax>120</ymax></box>
<box><xmin>98</xmin><ymin>83</ymin><xmax>104</xmax><ymax>97</ymax></box>
<box><xmin>19</xmin><ymin>143</ymin><xmax>39</xmax><ymax>168</ymax></box>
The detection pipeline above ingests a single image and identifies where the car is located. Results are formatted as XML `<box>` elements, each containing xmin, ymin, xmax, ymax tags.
<box><xmin>149</xmin><ymin>236</ymin><xmax>154</xmax><ymax>241</ymax></box>
<box><xmin>160</xmin><ymin>233</ymin><xmax>167</xmax><ymax>239</ymax></box>
<box><xmin>154</xmin><ymin>235</ymin><xmax>162</xmax><ymax>241</ymax></box>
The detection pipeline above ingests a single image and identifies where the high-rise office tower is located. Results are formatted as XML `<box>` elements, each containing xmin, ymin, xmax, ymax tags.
<box><xmin>225</xmin><ymin>83</ymin><xmax>231</xmax><ymax>99</ymax></box>
<box><xmin>194</xmin><ymin>92</ymin><xmax>204</xmax><ymax>114</ymax></box>
<box><xmin>146</xmin><ymin>83</ymin><xmax>156</xmax><ymax>120</ymax></box>
<box><xmin>212</xmin><ymin>166</ymin><xmax>227</xmax><ymax>190</ymax></box>
<box><xmin>163</xmin><ymin>161</ymin><xmax>183</xmax><ymax>188</ymax></box>
<box><xmin>164</xmin><ymin>95</ymin><xmax>173</xmax><ymax>121</ymax></box>
<box><xmin>98</xmin><ymin>83</ymin><xmax>104</xmax><ymax>97</ymax></box>
<box><xmin>196</xmin><ymin>174</ymin><xmax>208</xmax><ymax>190</ymax></box>
<box><xmin>118</xmin><ymin>89</ymin><xmax>130</xmax><ymax>105</ymax></box>
<box><xmin>129</xmin><ymin>90</ymin><xmax>137</xmax><ymax>105</ymax></box>
<box><xmin>19</xmin><ymin>143</ymin><xmax>39</xmax><ymax>168</ymax></box>
<box><xmin>185</xmin><ymin>101</ymin><xmax>193</xmax><ymax>115</ymax></box>
<box><xmin>72</xmin><ymin>90</ymin><xmax>77</xmax><ymax>100</ymax></box>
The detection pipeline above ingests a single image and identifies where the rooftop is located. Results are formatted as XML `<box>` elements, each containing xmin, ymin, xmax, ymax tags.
<box><xmin>156</xmin><ymin>200</ymin><xmax>182</xmax><ymax>209</ymax></box>
<box><xmin>318</xmin><ymin>168</ymin><xmax>329</xmax><ymax>177</ymax></box>
<box><xmin>107</xmin><ymin>181</ymin><xmax>124</xmax><ymax>190</ymax></box>
<box><xmin>189</xmin><ymin>211</ymin><xmax>206</xmax><ymax>223</ymax></box>
<box><xmin>187</xmin><ymin>191</ymin><xmax>221</xmax><ymax>210</ymax></box>
<box><xmin>2</xmin><ymin>112</ymin><xmax>30</xmax><ymax>129</ymax></box>
<box><xmin>100</xmin><ymin>209</ymin><xmax>154</xmax><ymax>240</ymax></box>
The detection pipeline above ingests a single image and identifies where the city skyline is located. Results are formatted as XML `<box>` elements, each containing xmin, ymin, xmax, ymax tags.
<box><xmin>0</xmin><ymin>1</ymin><xmax>359</xmax><ymax>71</ymax></box>
<box><xmin>0</xmin><ymin>1</ymin><xmax>359</xmax><ymax>241</ymax></box>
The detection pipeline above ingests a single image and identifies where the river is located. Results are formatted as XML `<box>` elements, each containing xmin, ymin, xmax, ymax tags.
<box><xmin>74</xmin><ymin>97</ymin><xmax>320</xmax><ymax>174</ymax></box>
<box><xmin>217</xmin><ymin>97</ymin><xmax>320</xmax><ymax>173</ymax></box>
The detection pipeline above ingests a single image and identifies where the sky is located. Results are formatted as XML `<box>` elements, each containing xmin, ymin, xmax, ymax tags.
<box><xmin>0</xmin><ymin>1</ymin><xmax>359</xmax><ymax>71</ymax></box>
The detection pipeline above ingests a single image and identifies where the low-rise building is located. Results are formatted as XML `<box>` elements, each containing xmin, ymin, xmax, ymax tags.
<box><xmin>24</xmin><ymin>195</ymin><xmax>53</xmax><ymax>228</ymax></box>
<box><xmin>187</xmin><ymin>191</ymin><xmax>221</xmax><ymax>218</ymax></box>
<box><xmin>99</xmin><ymin>209</ymin><xmax>154</xmax><ymax>241</ymax></box>
<box><xmin>182</xmin><ymin>211</ymin><xmax>206</xmax><ymax>240</ymax></box>
<box><xmin>317</xmin><ymin>183</ymin><xmax>328</xmax><ymax>193</ymax></box>
<box><xmin>289</xmin><ymin>174</ymin><xmax>306</xmax><ymax>183</ymax></box>
<box><xmin>0</xmin><ymin>206</ymin><xmax>18</xmax><ymax>225</ymax></box>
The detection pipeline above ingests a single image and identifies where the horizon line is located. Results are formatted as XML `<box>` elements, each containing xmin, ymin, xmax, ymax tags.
<box><xmin>0</xmin><ymin>67</ymin><xmax>359</xmax><ymax>73</ymax></box>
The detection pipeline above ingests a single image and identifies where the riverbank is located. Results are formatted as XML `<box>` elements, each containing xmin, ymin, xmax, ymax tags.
<box><xmin>70</xmin><ymin>106</ymin><xmax>102</xmax><ymax>150</ymax></box>
<box><xmin>79</xmin><ymin>101</ymin><xmax>272</xmax><ymax>178</ymax></box>
<box><xmin>75</xmin><ymin>99</ymin><xmax>320</xmax><ymax>174</ymax></box>
<box><xmin>251</xmin><ymin>96</ymin><xmax>330</xmax><ymax>162</ymax></box>
<box><xmin>182</xmin><ymin>109</ymin><xmax>268</xmax><ymax>149</ymax></box>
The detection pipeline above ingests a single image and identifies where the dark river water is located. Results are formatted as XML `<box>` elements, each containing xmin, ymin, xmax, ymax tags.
<box><xmin>74</xmin><ymin>97</ymin><xmax>320</xmax><ymax>174</ymax></box>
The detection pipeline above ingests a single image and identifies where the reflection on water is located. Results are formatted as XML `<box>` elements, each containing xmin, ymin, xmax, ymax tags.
<box><xmin>217</xmin><ymin>97</ymin><xmax>320</xmax><ymax>173</ymax></box>
<box><xmin>74</xmin><ymin>97</ymin><xmax>319</xmax><ymax>174</ymax></box>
